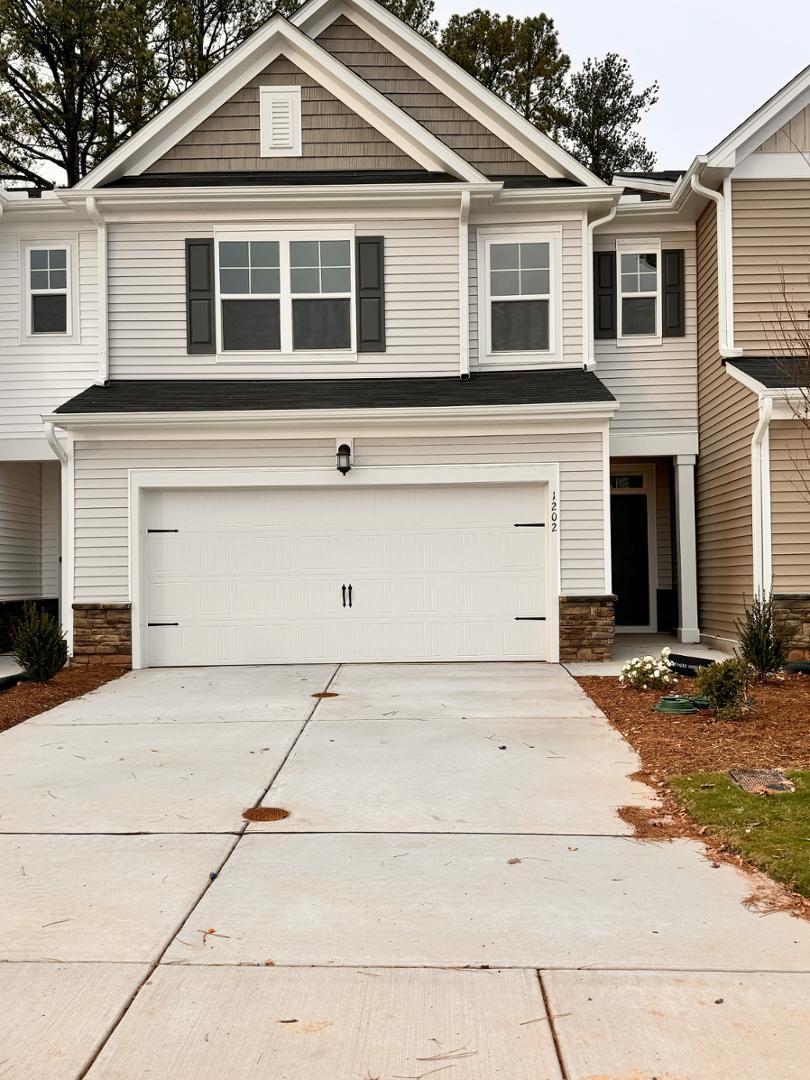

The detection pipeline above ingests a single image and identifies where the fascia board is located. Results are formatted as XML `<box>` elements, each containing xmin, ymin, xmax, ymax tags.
<box><xmin>76</xmin><ymin>18</ymin><xmax>485</xmax><ymax>188</ymax></box>
<box><xmin>724</xmin><ymin>363</ymin><xmax>766</xmax><ymax>395</ymax></box>
<box><xmin>44</xmin><ymin>400</ymin><xmax>618</xmax><ymax>431</ymax></box>
<box><xmin>293</xmin><ymin>0</ymin><xmax>606</xmax><ymax>188</ymax></box>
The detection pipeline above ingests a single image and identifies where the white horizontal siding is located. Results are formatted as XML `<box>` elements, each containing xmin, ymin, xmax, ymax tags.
<box><xmin>595</xmin><ymin>231</ymin><xmax>698</xmax><ymax>436</ymax></box>
<box><xmin>40</xmin><ymin>461</ymin><xmax>61</xmax><ymax>598</ymax></box>
<box><xmin>469</xmin><ymin>218</ymin><xmax>584</xmax><ymax>369</ymax></box>
<box><xmin>107</xmin><ymin>221</ymin><xmax>460</xmax><ymax>378</ymax></box>
<box><xmin>0</xmin><ymin>230</ymin><xmax>99</xmax><ymax>444</ymax></box>
<box><xmin>0</xmin><ymin>462</ymin><xmax>41</xmax><ymax>600</ymax></box>
<box><xmin>72</xmin><ymin>431</ymin><xmax>607</xmax><ymax>602</ymax></box>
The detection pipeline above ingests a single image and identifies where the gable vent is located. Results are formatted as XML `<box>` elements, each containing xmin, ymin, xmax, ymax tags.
<box><xmin>259</xmin><ymin>86</ymin><xmax>302</xmax><ymax>157</ymax></box>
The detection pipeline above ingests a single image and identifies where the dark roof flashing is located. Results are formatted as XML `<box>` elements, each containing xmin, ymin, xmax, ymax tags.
<box><xmin>728</xmin><ymin>356</ymin><xmax>810</xmax><ymax>390</ymax></box>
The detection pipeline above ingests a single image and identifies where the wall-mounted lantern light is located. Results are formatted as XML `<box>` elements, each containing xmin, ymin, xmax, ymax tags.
<box><xmin>336</xmin><ymin>443</ymin><xmax>352</xmax><ymax>475</ymax></box>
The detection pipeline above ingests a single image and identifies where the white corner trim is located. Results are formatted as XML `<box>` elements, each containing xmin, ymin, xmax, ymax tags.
<box><xmin>458</xmin><ymin>190</ymin><xmax>471</xmax><ymax>378</ymax></box>
<box><xmin>602</xmin><ymin>427</ymin><xmax>612</xmax><ymax>595</ymax></box>
<box><xmin>292</xmin><ymin>0</ymin><xmax>605</xmax><ymax>188</ymax></box>
<box><xmin>75</xmin><ymin>18</ymin><xmax>486</xmax><ymax>187</ymax></box>
<box><xmin>128</xmin><ymin>461</ymin><xmax>563</xmax><ymax>668</ymax></box>
<box><xmin>690</xmin><ymin>173</ymin><xmax>742</xmax><ymax>359</ymax></box>
<box><xmin>751</xmin><ymin>395</ymin><xmax>773</xmax><ymax>593</ymax></box>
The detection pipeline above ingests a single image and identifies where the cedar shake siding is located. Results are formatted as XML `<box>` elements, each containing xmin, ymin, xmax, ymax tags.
<box><xmin>316</xmin><ymin>15</ymin><xmax>543</xmax><ymax>178</ymax></box>
<box><xmin>145</xmin><ymin>56</ymin><xmax>423</xmax><ymax>174</ymax></box>
<box><xmin>769</xmin><ymin>420</ymin><xmax>810</xmax><ymax>593</ymax></box>
<box><xmin>731</xmin><ymin>178</ymin><xmax>810</xmax><ymax>353</ymax></box>
<box><xmin>755</xmin><ymin>104</ymin><xmax>810</xmax><ymax>152</ymax></box>
<box><xmin>696</xmin><ymin>202</ymin><xmax>759</xmax><ymax>647</ymax></box>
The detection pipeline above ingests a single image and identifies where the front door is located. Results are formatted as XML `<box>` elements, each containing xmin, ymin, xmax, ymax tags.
<box><xmin>610</xmin><ymin>468</ymin><xmax>654</xmax><ymax>630</ymax></box>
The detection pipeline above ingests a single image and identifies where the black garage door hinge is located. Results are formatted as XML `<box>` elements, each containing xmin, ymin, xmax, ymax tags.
<box><xmin>514</xmin><ymin>616</ymin><xmax>547</xmax><ymax>621</ymax></box>
<box><xmin>147</xmin><ymin>622</ymin><xmax>179</xmax><ymax>627</ymax></box>
<box><xmin>147</xmin><ymin>529</ymin><xmax>178</xmax><ymax>533</ymax></box>
<box><xmin>513</xmin><ymin>522</ymin><xmax>545</xmax><ymax>528</ymax></box>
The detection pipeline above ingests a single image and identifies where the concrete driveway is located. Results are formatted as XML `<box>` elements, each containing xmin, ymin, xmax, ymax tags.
<box><xmin>1</xmin><ymin>663</ymin><xmax>808</xmax><ymax>1079</ymax></box>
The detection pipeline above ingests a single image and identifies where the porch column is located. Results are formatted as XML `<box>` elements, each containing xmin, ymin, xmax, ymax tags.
<box><xmin>674</xmin><ymin>454</ymin><xmax>700</xmax><ymax>644</ymax></box>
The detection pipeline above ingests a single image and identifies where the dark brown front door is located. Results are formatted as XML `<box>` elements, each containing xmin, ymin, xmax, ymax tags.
<box><xmin>611</xmin><ymin>492</ymin><xmax>650</xmax><ymax>627</ymax></box>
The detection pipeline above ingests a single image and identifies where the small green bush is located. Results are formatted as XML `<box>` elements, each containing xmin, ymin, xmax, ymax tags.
<box><xmin>11</xmin><ymin>601</ymin><xmax>68</xmax><ymax>683</ymax></box>
<box><xmin>736</xmin><ymin>589</ymin><xmax>794</xmax><ymax>679</ymax></box>
<box><xmin>694</xmin><ymin>658</ymin><xmax>753</xmax><ymax>721</ymax></box>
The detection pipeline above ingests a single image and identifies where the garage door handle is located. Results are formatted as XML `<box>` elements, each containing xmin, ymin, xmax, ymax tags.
<box><xmin>348</xmin><ymin>584</ymin><xmax>353</xmax><ymax>608</ymax></box>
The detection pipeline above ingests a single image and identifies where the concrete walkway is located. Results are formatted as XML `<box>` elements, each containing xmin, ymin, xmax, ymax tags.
<box><xmin>0</xmin><ymin>662</ymin><xmax>808</xmax><ymax>1078</ymax></box>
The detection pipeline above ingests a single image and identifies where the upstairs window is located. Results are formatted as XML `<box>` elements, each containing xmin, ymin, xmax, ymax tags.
<box><xmin>216</xmin><ymin>235</ymin><xmax>354</xmax><ymax>354</ymax></box>
<box><xmin>618</xmin><ymin>245</ymin><xmax>660</xmax><ymax>339</ymax></box>
<box><xmin>219</xmin><ymin>241</ymin><xmax>281</xmax><ymax>351</ymax></box>
<box><xmin>480</xmin><ymin>231</ymin><xmax>559</xmax><ymax>362</ymax></box>
<box><xmin>28</xmin><ymin>247</ymin><xmax>69</xmax><ymax>335</ymax></box>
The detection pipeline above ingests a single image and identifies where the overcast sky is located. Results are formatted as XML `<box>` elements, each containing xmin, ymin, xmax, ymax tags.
<box><xmin>433</xmin><ymin>0</ymin><xmax>810</xmax><ymax>168</ymax></box>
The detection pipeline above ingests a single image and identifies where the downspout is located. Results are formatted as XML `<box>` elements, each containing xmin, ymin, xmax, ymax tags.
<box><xmin>585</xmin><ymin>203</ymin><xmax>618</xmax><ymax>370</ymax></box>
<box><xmin>45</xmin><ymin>420</ymin><xmax>68</xmax><ymax>466</ymax></box>
<box><xmin>85</xmin><ymin>196</ymin><xmax>109</xmax><ymax>385</ymax></box>
<box><xmin>689</xmin><ymin>174</ymin><xmax>742</xmax><ymax>358</ymax></box>
<box><xmin>751</xmin><ymin>395</ymin><xmax>773</xmax><ymax>593</ymax></box>
<box><xmin>458</xmin><ymin>190</ymin><xmax>471</xmax><ymax>379</ymax></box>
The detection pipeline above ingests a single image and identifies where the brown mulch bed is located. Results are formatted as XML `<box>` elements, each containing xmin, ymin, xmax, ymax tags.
<box><xmin>577</xmin><ymin>673</ymin><xmax>810</xmax><ymax>778</ymax></box>
<box><xmin>578</xmin><ymin>672</ymin><xmax>810</xmax><ymax>919</ymax></box>
<box><xmin>0</xmin><ymin>665</ymin><xmax>128</xmax><ymax>733</ymax></box>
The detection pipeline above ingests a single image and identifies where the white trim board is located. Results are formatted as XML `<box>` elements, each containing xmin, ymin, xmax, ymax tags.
<box><xmin>128</xmin><ymin>462</ymin><xmax>562</xmax><ymax>668</ymax></box>
<box><xmin>74</xmin><ymin>17</ymin><xmax>485</xmax><ymax>187</ymax></box>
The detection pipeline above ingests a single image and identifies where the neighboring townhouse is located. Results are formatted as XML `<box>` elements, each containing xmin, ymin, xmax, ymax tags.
<box><xmin>0</xmin><ymin>0</ymin><xmax>756</xmax><ymax>669</ymax></box>
<box><xmin>613</xmin><ymin>70</ymin><xmax>810</xmax><ymax>659</ymax></box>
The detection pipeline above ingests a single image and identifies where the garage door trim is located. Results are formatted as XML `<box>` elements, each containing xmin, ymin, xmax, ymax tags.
<box><xmin>129</xmin><ymin>463</ymin><xmax>561</xmax><ymax>668</ymax></box>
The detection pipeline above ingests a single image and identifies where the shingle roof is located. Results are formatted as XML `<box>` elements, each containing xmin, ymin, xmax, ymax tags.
<box><xmin>54</xmin><ymin>370</ymin><xmax>615</xmax><ymax>414</ymax></box>
<box><xmin>728</xmin><ymin>357</ymin><xmax>810</xmax><ymax>389</ymax></box>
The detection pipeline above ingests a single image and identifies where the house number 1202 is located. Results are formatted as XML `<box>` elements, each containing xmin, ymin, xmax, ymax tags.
<box><xmin>550</xmin><ymin>491</ymin><xmax>558</xmax><ymax>532</ymax></box>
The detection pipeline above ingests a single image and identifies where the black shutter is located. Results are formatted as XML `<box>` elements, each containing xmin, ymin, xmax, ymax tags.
<box><xmin>355</xmin><ymin>236</ymin><xmax>385</xmax><ymax>352</ymax></box>
<box><xmin>662</xmin><ymin>249</ymin><xmax>685</xmax><ymax>337</ymax></box>
<box><xmin>186</xmin><ymin>239</ymin><xmax>216</xmax><ymax>354</ymax></box>
<box><xmin>593</xmin><ymin>250</ymin><xmax>617</xmax><ymax>339</ymax></box>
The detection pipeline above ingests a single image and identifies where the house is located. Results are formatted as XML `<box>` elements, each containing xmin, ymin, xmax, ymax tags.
<box><xmin>613</xmin><ymin>71</ymin><xmax>810</xmax><ymax>660</ymax></box>
<box><xmin>4</xmin><ymin>0</ymin><xmax>790</xmax><ymax>669</ymax></box>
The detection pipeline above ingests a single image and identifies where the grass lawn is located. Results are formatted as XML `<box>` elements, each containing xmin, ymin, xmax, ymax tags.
<box><xmin>671</xmin><ymin>771</ymin><xmax>810</xmax><ymax>899</ymax></box>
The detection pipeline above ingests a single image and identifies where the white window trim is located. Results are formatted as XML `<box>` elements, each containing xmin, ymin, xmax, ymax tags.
<box><xmin>477</xmin><ymin>226</ymin><xmax>562</xmax><ymax>367</ymax></box>
<box><xmin>19</xmin><ymin>239</ymin><xmax>79</xmax><ymax>344</ymax></box>
<box><xmin>616</xmin><ymin>238</ymin><xmax>662</xmax><ymax>346</ymax></box>
<box><xmin>214</xmin><ymin>228</ymin><xmax>357</xmax><ymax>361</ymax></box>
<box><xmin>259</xmin><ymin>85</ymin><xmax>302</xmax><ymax>158</ymax></box>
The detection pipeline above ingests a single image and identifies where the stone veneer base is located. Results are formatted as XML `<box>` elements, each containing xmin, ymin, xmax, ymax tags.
<box><xmin>559</xmin><ymin>595</ymin><xmax>617</xmax><ymax>663</ymax></box>
<box><xmin>773</xmin><ymin>594</ymin><xmax>810</xmax><ymax>662</ymax></box>
<box><xmin>72</xmin><ymin>603</ymin><xmax>132</xmax><ymax>666</ymax></box>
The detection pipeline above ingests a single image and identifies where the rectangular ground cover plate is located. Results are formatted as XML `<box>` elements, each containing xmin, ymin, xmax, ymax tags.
<box><xmin>728</xmin><ymin>768</ymin><xmax>794</xmax><ymax>794</ymax></box>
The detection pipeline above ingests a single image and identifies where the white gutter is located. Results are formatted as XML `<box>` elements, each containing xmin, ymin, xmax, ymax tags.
<box><xmin>85</xmin><ymin>197</ymin><xmax>109</xmax><ymax>385</ymax></box>
<box><xmin>689</xmin><ymin>174</ymin><xmax>742</xmax><ymax>358</ymax></box>
<box><xmin>458</xmin><ymin>191</ymin><xmax>471</xmax><ymax>379</ymax></box>
<box><xmin>751</xmin><ymin>395</ymin><xmax>773</xmax><ymax>592</ymax></box>
<box><xmin>584</xmin><ymin>202</ymin><xmax>619</xmax><ymax>369</ymax></box>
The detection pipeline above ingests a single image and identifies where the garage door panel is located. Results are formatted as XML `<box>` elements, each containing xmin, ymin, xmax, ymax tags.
<box><xmin>143</xmin><ymin>484</ymin><xmax>550</xmax><ymax>665</ymax></box>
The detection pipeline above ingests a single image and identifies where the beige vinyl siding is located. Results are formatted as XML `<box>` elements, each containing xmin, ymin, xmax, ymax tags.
<box><xmin>756</xmin><ymin>105</ymin><xmax>810</xmax><ymax>152</ymax></box>
<box><xmin>0</xmin><ymin>230</ymin><xmax>98</xmax><ymax>445</ymax></box>
<box><xmin>107</xmin><ymin>220</ymin><xmax>459</xmax><ymax>378</ymax></box>
<box><xmin>769</xmin><ymin>420</ymin><xmax>810</xmax><ymax>593</ymax></box>
<box><xmin>595</xmin><ymin>232</ymin><xmax>698</xmax><ymax>435</ymax></box>
<box><xmin>146</xmin><ymin>56</ymin><xmax>422</xmax><ymax>174</ymax></box>
<box><xmin>316</xmin><ymin>15</ymin><xmax>542</xmax><ymax>178</ymax></box>
<box><xmin>0</xmin><ymin>462</ymin><xmax>41</xmax><ymax>601</ymax></box>
<box><xmin>469</xmin><ymin>218</ymin><xmax>585</xmax><ymax>368</ymax></box>
<box><xmin>731</xmin><ymin>178</ymin><xmax>810</xmax><ymax>353</ymax></box>
<box><xmin>695</xmin><ymin>203</ymin><xmax>758</xmax><ymax>645</ymax></box>
<box><xmin>72</xmin><ymin>431</ymin><xmax>607</xmax><ymax>602</ymax></box>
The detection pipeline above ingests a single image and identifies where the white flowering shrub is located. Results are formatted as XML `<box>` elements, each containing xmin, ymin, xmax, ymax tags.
<box><xmin>618</xmin><ymin>647</ymin><xmax>676</xmax><ymax>692</ymax></box>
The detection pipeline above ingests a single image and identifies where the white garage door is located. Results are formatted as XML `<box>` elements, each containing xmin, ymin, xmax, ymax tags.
<box><xmin>142</xmin><ymin>484</ymin><xmax>548</xmax><ymax>666</ymax></box>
